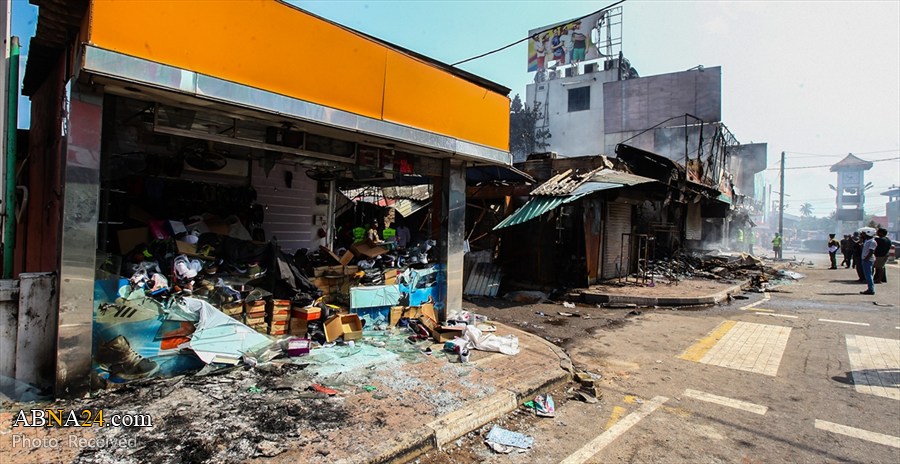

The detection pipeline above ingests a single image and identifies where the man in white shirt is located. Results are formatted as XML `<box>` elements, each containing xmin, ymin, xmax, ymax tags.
<box><xmin>859</xmin><ymin>231</ymin><xmax>877</xmax><ymax>295</ymax></box>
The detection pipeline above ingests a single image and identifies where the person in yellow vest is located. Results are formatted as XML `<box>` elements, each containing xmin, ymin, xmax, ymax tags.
<box><xmin>735</xmin><ymin>228</ymin><xmax>745</xmax><ymax>252</ymax></box>
<box><xmin>747</xmin><ymin>230</ymin><xmax>756</xmax><ymax>255</ymax></box>
<box><xmin>772</xmin><ymin>233</ymin><xmax>783</xmax><ymax>260</ymax></box>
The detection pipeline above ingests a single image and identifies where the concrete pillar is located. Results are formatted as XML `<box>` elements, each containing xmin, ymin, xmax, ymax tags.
<box><xmin>55</xmin><ymin>85</ymin><xmax>103</xmax><ymax>397</ymax></box>
<box><xmin>441</xmin><ymin>160</ymin><xmax>466</xmax><ymax>314</ymax></box>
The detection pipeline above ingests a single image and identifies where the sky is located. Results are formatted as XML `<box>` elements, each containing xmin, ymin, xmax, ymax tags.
<box><xmin>10</xmin><ymin>0</ymin><xmax>900</xmax><ymax>216</ymax></box>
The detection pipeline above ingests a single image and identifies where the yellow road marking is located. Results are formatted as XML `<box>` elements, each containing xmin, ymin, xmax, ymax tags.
<box><xmin>623</xmin><ymin>395</ymin><xmax>640</xmax><ymax>405</ymax></box>
<box><xmin>661</xmin><ymin>405</ymin><xmax>692</xmax><ymax>418</ymax></box>
<box><xmin>679</xmin><ymin>320</ymin><xmax>737</xmax><ymax>362</ymax></box>
<box><xmin>561</xmin><ymin>396</ymin><xmax>668</xmax><ymax>464</ymax></box>
<box><xmin>605</xmin><ymin>406</ymin><xmax>627</xmax><ymax>430</ymax></box>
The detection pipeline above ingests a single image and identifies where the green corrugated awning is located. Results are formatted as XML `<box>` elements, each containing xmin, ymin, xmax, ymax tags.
<box><xmin>493</xmin><ymin>197</ymin><xmax>568</xmax><ymax>230</ymax></box>
<box><xmin>494</xmin><ymin>191</ymin><xmax>595</xmax><ymax>230</ymax></box>
<box><xmin>717</xmin><ymin>193</ymin><xmax>733</xmax><ymax>204</ymax></box>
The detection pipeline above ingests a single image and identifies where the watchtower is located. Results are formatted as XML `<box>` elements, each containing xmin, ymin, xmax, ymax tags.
<box><xmin>830</xmin><ymin>153</ymin><xmax>873</xmax><ymax>233</ymax></box>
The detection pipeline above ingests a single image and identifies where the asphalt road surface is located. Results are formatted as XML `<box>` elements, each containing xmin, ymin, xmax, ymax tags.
<box><xmin>434</xmin><ymin>254</ymin><xmax>900</xmax><ymax>463</ymax></box>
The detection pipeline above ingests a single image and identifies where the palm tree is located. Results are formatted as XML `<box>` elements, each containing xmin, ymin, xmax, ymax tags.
<box><xmin>800</xmin><ymin>203</ymin><xmax>814</xmax><ymax>217</ymax></box>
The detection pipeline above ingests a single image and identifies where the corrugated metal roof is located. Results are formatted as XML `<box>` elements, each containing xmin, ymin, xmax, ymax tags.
<box><xmin>530</xmin><ymin>167</ymin><xmax>653</xmax><ymax>197</ymax></box>
<box><xmin>589</xmin><ymin>169</ymin><xmax>655</xmax><ymax>186</ymax></box>
<box><xmin>393</xmin><ymin>199</ymin><xmax>430</xmax><ymax>217</ymax></box>
<box><xmin>493</xmin><ymin>196</ymin><xmax>569</xmax><ymax>230</ymax></box>
<box><xmin>494</xmin><ymin>168</ymin><xmax>655</xmax><ymax>230</ymax></box>
<box><xmin>569</xmin><ymin>182</ymin><xmax>625</xmax><ymax>197</ymax></box>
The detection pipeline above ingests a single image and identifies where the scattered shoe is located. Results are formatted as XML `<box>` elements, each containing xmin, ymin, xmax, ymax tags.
<box><xmin>96</xmin><ymin>335</ymin><xmax>159</xmax><ymax>380</ymax></box>
<box><xmin>859</xmin><ymin>291</ymin><xmax>875</xmax><ymax>295</ymax></box>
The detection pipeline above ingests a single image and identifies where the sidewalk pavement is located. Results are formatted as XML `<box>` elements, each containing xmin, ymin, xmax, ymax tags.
<box><xmin>0</xmin><ymin>323</ymin><xmax>571</xmax><ymax>464</ymax></box>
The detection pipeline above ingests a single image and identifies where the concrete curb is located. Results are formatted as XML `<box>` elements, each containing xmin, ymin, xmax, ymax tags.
<box><xmin>575</xmin><ymin>280</ymin><xmax>749</xmax><ymax>307</ymax></box>
<box><xmin>369</xmin><ymin>323</ymin><xmax>572</xmax><ymax>464</ymax></box>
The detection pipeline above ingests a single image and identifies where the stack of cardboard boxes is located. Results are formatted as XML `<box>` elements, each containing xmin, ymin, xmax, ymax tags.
<box><xmin>289</xmin><ymin>304</ymin><xmax>321</xmax><ymax>336</ymax></box>
<box><xmin>221</xmin><ymin>301</ymin><xmax>243</xmax><ymax>320</ymax></box>
<box><xmin>267</xmin><ymin>299</ymin><xmax>290</xmax><ymax>335</ymax></box>
<box><xmin>244</xmin><ymin>299</ymin><xmax>267</xmax><ymax>333</ymax></box>
<box><xmin>312</xmin><ymin>265</ymin><xmax>359</xmax><ymax>300</ymax></box>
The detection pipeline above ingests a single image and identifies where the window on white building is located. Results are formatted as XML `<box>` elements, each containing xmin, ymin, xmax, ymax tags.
<box><xmin>568</xmin><ymin>86</ymin><xmax>590</xmax><ymax>112</ymax></box>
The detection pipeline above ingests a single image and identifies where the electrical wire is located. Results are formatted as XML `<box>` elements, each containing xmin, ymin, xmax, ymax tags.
<box><xmin>784</xmin><ymin>149</ymin><xmax>899</xmax><ymax>158</ymax></box>
<box><xmin>450</xmin><ymin>0</ymin><xmax>627</xmax><ymax>67</ymax></box>
<box><xmin>764</xmin><ymin>157</ymin><xmax>900</xmax><ymax>171</ymax></box>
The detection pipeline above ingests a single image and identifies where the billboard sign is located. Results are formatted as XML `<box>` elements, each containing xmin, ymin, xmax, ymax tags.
<box><xmin>527</xmin><ymin>10</ymin><xmax>611</xmax><ymax>72</ymax></box>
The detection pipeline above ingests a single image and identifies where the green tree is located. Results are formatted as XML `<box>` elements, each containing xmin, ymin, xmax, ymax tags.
<box><xmin>509</xmin><ymin>94</ymin><xmax>551</xmax><ymax>162</ymax></box>
<box><xmin>799</xmin><ymin>202</ymin><xmax>814</xmax><ymax>217</ymax></box>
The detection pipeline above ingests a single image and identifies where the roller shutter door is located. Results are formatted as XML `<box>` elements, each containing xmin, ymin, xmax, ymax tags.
<box><xmin>602</xmin><ymin>202</ymin><xmax>632</xmax><ymax>279</ymax></box>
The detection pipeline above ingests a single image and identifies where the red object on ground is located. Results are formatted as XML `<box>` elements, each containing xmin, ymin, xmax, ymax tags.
<box><xmin>310</xmin><ymin>384</ymin><xmax>339</xmax><ymax>395</ymax></box>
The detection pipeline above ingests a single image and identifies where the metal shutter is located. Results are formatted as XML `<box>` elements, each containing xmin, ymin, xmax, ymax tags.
<box><xmin>602</xmin><ymin>202</ymin><xmax>632</xmax><ymax>279</ymax></box>
<box><xmin>252</xmin><ymin>164</ymin><xmax>320</xmax><ymax>254</ymax></box>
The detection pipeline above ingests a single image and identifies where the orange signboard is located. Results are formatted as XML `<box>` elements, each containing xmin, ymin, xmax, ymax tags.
<box><xmin>87</xmin><ymin>0</ymin><xmax>509</xmax><ymax>151</ymax></box>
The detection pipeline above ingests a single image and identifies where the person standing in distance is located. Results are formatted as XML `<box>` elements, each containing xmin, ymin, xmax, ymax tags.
<box><xmin>859</xmin><ymin>231</ymin><xmax>877</xmax><ymax>295</ymax></box>
<box><xmin>873</xmin><ymin>228</ymin><xmax>890</xmax><ymax>284</ymax></box>
<box><xmin>827</xmin><ymin>233</ymin><xmax>840</xmax><ymax>269</ymax></box>
<box><xmin>772</xmin><ymin>233</ymin><xmax>783</xmax><ymax>260</ymax></box>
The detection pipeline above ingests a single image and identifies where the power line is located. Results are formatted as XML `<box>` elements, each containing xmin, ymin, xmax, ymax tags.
<box><xmin>450</xmin><ymin>0</ymin><xmax>627</xmax><ymax>67</ymax></box>
<box><xmin>783</xmin><ymin>149</ymin><xmax>899</xmax><ymax>158</ymax></box>
<box><xmin>764</xmin><ymin>156</ymin><xmax>900</xmax><ymax>171</ymax></box>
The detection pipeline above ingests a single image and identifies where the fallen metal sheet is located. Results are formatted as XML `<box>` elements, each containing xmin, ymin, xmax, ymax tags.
<box><xmin>463</xmin><ymin>262</ymin><xmax>503</xmax><ymax>297</ymax></box>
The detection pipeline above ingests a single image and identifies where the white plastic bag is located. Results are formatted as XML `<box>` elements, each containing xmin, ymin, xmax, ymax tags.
<box><xmin>463</xmin><ymin>325</ymin><xmax>519</xmax><ymax>355</ymax></box>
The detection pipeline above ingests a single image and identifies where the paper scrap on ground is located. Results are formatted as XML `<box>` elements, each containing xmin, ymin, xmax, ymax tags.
<box><xmin>485</xmin><ymin>425</ymin><xmax>533</xmax><ymax>450</ymax></box>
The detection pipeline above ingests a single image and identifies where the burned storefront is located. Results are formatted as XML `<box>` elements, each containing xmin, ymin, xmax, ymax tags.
<box><xmin>491</xmin><ymin>155</ymin><xmax>660</xmax><ymax>287</ymax></box>
<box><xmin>9</xmin><ymin>0</ymin><xmax>512</xmax><ymax>396</ymax></box>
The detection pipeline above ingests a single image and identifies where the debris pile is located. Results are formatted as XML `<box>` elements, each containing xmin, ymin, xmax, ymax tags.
<box><xmin>646</xmin><ymin>251</ymin><xmax>778</xmax><ymax>283</ymax></box>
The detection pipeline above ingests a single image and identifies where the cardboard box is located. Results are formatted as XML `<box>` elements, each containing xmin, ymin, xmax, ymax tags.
<box><xmin>221</xmin><ymin>302</ymin><xmax>244</xmax><ymax>316</ymax></box>
<box><xmin>383</xmin><ymin>269</ymin><xmax>399</xmax><ymax>285</ymax></box>
<box><xmin>340</xmin><ymin>250</ymin><xmax>355</xmax><ymax>266</ymax></box>
<box><xmin>176</xmin><ymin>241</ymin><xmax>197</xmax><ymax>255</ymax></box>
<box><xmin>390</xmin><ymin>306</ymin><xmax>404</xmax><ymax>326</ymax></box>
<box><xmin>268</xmin><ymin>313</ymin><xmax>290</xmax><ymax>322</ymax></box>
<box><xmin>420</xmin><ymin>303</ymin><xmax>437</xmax><ymax>322</ymax></box>
<box><xmin>245</xmin><ymin>316</ymin><xmax>265</xmax><ymax>326</ymax></box>
<box><xmin>350</xmin><ymin>242</ymin><xmax>389</xmax><ymax>258</ymax></box>
<box><xmin>324</xmin><ymin>314</ymin><xmax>363</xmax><ymax>342</ymax></box>
<box><xmin>418</xmin><ymin>314</ymin><xmax>438</xmax><ymax>336</ymax></box>
<box><xmin>433</xmin><ymin>326</ymin><xmax>465</xmax><ymax>343</ymax></box>
<box><xmin>286</xmin><ymin>338</ymin><xmax>311</xmax><ymax>357</ymax></box>
<box><xmin>320</xmin><ymin>246</ymin><xmax>347</xmax><ymax>265</ymax></box>
<box><xmin>291</xmin><ymin>306</ymin><xmax>321</xmax><ymax>321</ymax></box>
<box><xmin>117</xmin><ymin>227</ymin><xmax>150</xmax><ymax>254</ymax></box>
<box><xmin>289</xmin><ymin>319</ymin><xmax>308</xmax><ymax>336</ymax></box>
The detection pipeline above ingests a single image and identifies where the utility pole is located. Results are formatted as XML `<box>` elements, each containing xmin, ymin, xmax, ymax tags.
<box><xmin>778</xmin><ymin>151</ymin><xmax>785</xmax><ymax>239</ymax></box>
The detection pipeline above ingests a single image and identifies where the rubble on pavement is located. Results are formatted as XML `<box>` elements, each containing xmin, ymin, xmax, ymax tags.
<box><xmin>644</xmin><ymin>251</ymin><xmax>797</xmax><ymax>290</ymax></box>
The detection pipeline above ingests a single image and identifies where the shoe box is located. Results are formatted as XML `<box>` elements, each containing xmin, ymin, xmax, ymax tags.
<box><xmin>267</xmin><ymin>299</ymin><xmax>290</xmax><ymax>335</ymax></box>
<box><xmin>244</xmin><ymin>299</ymin><xmax>268</xmax><ymax>333</ymax></box>
<box><xmin>324</xmin><ymin>314</ymin><xmax>363</xmax><ymax>342</ymax></box>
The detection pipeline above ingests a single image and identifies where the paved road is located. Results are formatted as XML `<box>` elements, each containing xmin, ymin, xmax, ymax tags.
<box><xmin>440</xmin><ymin>256</ymin><xmax>900</xmax><ymax>463</ymax></box>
